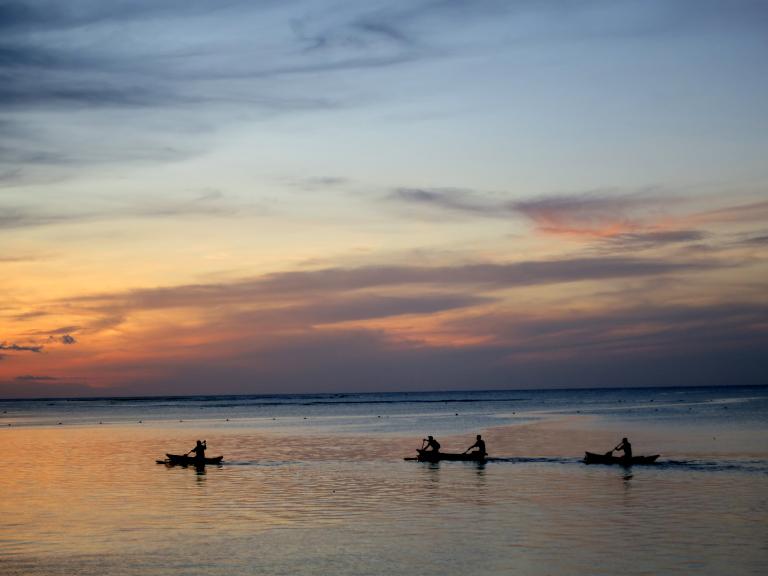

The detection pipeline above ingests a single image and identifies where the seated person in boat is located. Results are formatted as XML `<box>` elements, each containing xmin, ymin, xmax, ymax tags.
<box><xmin>613</xmin><ymin>437</ymin><xmax>632</xmax><ymax>460</ymax></box>
<box><xmin>189</xmin><ymin>440</ymin><xmax>207</xmax><ymax>460</ymax></box>
<box><xmin>463</xmin><ymin>434</ymin><xmax>487</xmax><ymax>457</ymax></box>
<box><xmin>423</xmin><ymin>435</ymin><xmax>441</xmax><ymax>453</ymax></box>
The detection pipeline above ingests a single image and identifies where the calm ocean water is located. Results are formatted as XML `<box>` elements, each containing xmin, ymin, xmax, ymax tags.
<box><xmin>2</xmin><ymin>386</ymin><xmax>767</xmax><ymax>575</ymax></box>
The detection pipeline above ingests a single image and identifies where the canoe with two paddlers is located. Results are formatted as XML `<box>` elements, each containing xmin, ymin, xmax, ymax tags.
<box><xmin>408</xmin><ymin>449</ymin><xmax>487</xmax><ymax>463</ymax></box>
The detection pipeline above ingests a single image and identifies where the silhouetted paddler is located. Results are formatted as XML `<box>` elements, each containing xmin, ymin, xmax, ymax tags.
<box><xmin>464</xmin><ymin>434</ymin><xmax>486</xmax><ymax>457</ymax></box>
<box><xmin>188</xmin><ymin>440</ymin><xmax>207</xmax><ymax>460</ymax></box>
<box><xmin>423</xmin><ymin>435</ymin><xmax>441</xmax><ymax>453</ymax></box>
<box><xmin>614</xmin><ymin>437</ymin><xmax>632</xmax><ymax>460</ymax></box>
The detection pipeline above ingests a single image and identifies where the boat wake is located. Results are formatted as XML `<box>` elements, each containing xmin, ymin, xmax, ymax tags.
<box><xmin>656</xmin><ymin>459</ymin><xmax>768</xmax><ymax>474</ymax></box>
<box><xmin>220</xmin><ymin>460</ymin><xmax>305</xmax><ymax>467</ymax></box>
<box><xmin>486</xmin><ymin>456</ymin><xmax>580</xmax><ymax>464</ymax></box>
<box><xmin>482</xmin><ymin>457</ymin><xmax>768</xmax><ymax>473</ymax></box>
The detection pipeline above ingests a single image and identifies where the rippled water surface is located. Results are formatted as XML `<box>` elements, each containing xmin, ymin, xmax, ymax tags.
<box><xmin>2</xmin><ymin>386</ymin><xmax>767</xmax><ymax>575</ymax></box>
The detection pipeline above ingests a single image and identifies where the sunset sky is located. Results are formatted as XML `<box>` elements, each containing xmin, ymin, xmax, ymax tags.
<box><xmin>1</xmin><ymin>0</ymin><xmax>766</xmax><ymax>397</ymax></box>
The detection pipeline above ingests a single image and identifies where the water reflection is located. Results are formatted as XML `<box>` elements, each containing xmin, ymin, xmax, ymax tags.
<box><xmin>157</xmin><ymin>460</ymin><xmax>223</xmax><ymax>476</ymax></box>
<box><xmin>2</xmin><ymin>422</ymin><xmax>767</xmax><ymax>576</ymax></box>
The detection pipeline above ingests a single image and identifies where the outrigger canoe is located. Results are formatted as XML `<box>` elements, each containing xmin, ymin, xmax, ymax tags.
<box><xmin>408</xmin><ymin>449</ymin><xmax>487</xmax><ymax>463</ymax></box>
<box><xmin>583</xmin><ymin>452</ymin><xmax>659</xmax><ymax>465</ymax></box>
<box><xmin>159</xmin><ymin>454</ymin><xmax>224</xmax><ymax>465</ymax></box>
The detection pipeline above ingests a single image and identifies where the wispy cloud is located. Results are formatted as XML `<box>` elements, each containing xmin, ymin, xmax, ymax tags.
<box><xmin>387</xmin><ymin>187</ymin><xmax>670</xmax><ymax>234</ymax></box>
<box><xmin>0</xmin><ymin>191</ymin><xmax>239</xmax><ymax>230</ymax></box>
<box><xmin>510</xmin><ymin>192</ymin><xmax>665</xmax><ymax>236</ymax></box>
<box><xmin>445</xmin><ymin>301</ymin><xmax>768</xmax><ymax>356</ymax></box>
<box><xmin>2</xmin><ymin>249</ymin><xmax>764</xmax><ymax>395</ymax></box>
<box><xmin>46</xmin><ymin>325</ymin><xmax>80</xmax><ymax>336</ymax></box>
<box><xmin>600</xmin><ymin>230</ymin><xmax>708</xmax><ymax>250</ymax></box>
<box><xmin>390</xmin><ymin>188</ymin><xmax>503</xmax><ymax>218</ymax></box>
<box><xmin>23</xmin><ymin>254</ymin><xmax>718</xmax><ymax>362</ymax></box>
<box><xmin>286</xmin><ymin>176</ymin><xmax>350</xmax><ymax>191</ymax></box>
<box><xmin>17</xmin><ymin>298</ymin><xmax>766</xmax><ymax>396</ymax></box>
<box><xmin>739</xmin><ymin>233</ymin><xmax>768</xmax><ymax>246</ymax></box>
<box><xmin>685</xmin><ymin>201</ymin><xmax>768</xmax><ymax>226</ymax></box>
<box><xmin>221</xmin><ymin>293</ymin><xmax>495</xmax><ymax>328</ymax></box>
<box><xmin>11</xmin><ymin>310</ymin><xmax>50</xmax><ymax>321</ymax></box>
<box><xmin>389</xmin><ymin>187</ymin><xmax>768</xmax><ymax>252</ymax></box>
<box><xmin>71</xmin><ymin>256</ymin><xmax>718</xmax><ymax>312</ymax></box>
<box><xmin>22</xmin><ymin>326</ymin><xmax>81</xmax><ymax>348</ymax></box>
<box><xmin>14</xmin><ymin>374</ymin><xmax>58</xmax><ymax>381</ymax></box>
<box><xmin>0</xmin><ymin>342</ymin><xmax>43</xmax><ymax>353</ymax></box>
<box><xmin>0</xmin><ymin>253</ymin><xmax>40</xmax><ymax>263</ymax></box>
<box><xmin>0</xmin><ymin>2</ymin><xmax>427</xmax><ymax>172</ymax></box>
<box><xmin>0</xmin><ymin>0</ymin><xmax>475</xmax><ymax>115</ymax></box>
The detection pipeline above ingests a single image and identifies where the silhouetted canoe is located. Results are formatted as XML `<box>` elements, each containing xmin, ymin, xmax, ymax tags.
<box><xmin>161</xmin><ymin>454</ymin><xmax>224</xmax><ymax>465</ymax></box>
<box><xmin>583</xmin><ymin>452</ymin><xmax>659</xmax><ymax>465</ymax></box>
<box><xmin>409</xmin><ymin>449</ymin><xmax>487</xmax><ymax>463</ymax></box>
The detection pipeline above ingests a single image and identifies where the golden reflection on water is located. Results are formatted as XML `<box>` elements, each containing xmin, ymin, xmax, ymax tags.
<box><xmin>2</xmin><ymin>420</ymin><xmax>767</xmax><ymax>575</ymax></box>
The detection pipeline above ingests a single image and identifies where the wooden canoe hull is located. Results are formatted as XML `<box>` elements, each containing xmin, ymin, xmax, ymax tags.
<box><xmin>162</xmin><ymin>453</ymin><xmax>224</xmax><ymax>465</ymax></box>
<box><xmin>583</xmin><ymin>452</ymin><xmax>659</xmax><ymax>465</ymax></box>
<box><xmin>413</xmin><ymin>449</ymin><xmax>487</xmax><ymax>463</ymax></box>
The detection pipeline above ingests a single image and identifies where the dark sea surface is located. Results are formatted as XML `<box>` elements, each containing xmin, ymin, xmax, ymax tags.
<box><xmin>2</xmin><ymin>385</ymin><xmax>767</xmax><ymax>575</ymax></box>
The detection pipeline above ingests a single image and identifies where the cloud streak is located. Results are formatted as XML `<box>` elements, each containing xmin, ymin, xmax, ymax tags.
<box><xmin>0</xmin><ymin>342</ymin><xmax>43</xmax><ymax>353</ymax></box>
<box><xmin>0</xmin><ymin>1</ymin><xmax>431</xmax><ymax>171</ymax></box>
<box><xmin>0</xmin><ymin>192</ymin><xmax>239</xmax><ymax>230</ymax></box>
<box><xmin>600</xmin><ymin>230</ymin><xmax>708</xmax><ymax>250</ymax></box>
<box><xmin>14</xmin><ymin>374</ymin><xmax>58</xmax><ymax>381</ymax></box>
<box><xmin>445</xmin><ymin>301</ymin><xmax>768</xmax><ymax>356</ymax></box>
<box><xmin>390</xmin><ymin>188</ymin><xmax>503</xmax><ymax>218</ymax></box>
<box><xmin>14</xmin><ymin>298</ymin><xmax>766</xmax><ymax>397</ymax></box>
<box><xmin>686</xmin><ymin>201</ymin><xmax>768</xmax><ymax>226</ymax></box>
<box><xmin>2</xmin><ymin>250</ymin><xmax>764</xmax><ymax>396</ymax></box>
<box><xmin>389</xmin><ymin>187</ymin><xmax>768</xmax><ymax>252</ymax></box>
<box><xmin>0</xmin><ymin>0</ymin><xmax>450</xmax><ymax>113</ymax></box>
<box><xmin>71</xmin><ymin>256</ymin><xmax>719</xmax><ymax>313</ymax></box>
<box><xmin>510</xmin><ymin>192</ymin><xmax>665</xmax><ymax>236</ymax></box>
<box><xmin>388</xmin><ymin>187</ymin><xmax>670</xmax><ymax>234</ymax></box>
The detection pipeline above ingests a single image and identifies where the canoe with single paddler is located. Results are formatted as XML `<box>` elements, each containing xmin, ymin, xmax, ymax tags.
<box><xmin>158</xmin><ymin>454</ymin><xmax>224</xmax><ymax>465</ymax></box>
<box><xmin>583</xmin><ymin>452</ymin><xmax>659</xmax><ymax>465</ymax></box>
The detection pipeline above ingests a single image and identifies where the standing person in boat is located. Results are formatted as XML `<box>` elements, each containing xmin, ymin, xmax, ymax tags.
<box><xmin>188</xmin><ymin>440</ymin><xmax>207</xmax><ymax>462</ymax></box>
<box><xmin>422</xmin><ymin>435</ymin><xmax>441</xmax><ymax>453</ymax></box>
<box><xmin>613</xmin><ymin>437</ymin><xmax>632</xmax><ymax>461</ymax></box>
<box><xmin>463</xmin><ymin>434</ymin><xmax>487</xmax><ymax>458</ymax></box>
